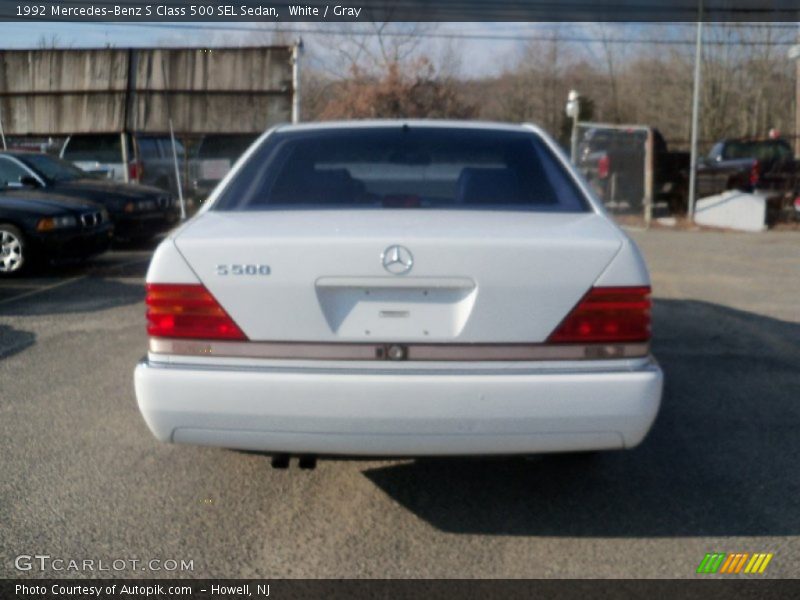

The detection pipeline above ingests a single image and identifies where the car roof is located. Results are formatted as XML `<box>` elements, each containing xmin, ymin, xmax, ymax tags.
<box><xmin>722</xmin><ymin>138</ymin><xmax>789</xmax><ymax>144</ymax></box>
<box><xmin>273</xmin><ymin>120</ymin><xmax>544</xmax><ymax>135</ymax></box>
<box><xmin>0</xmin><ymin>150</ymin><xmax>37</xmax><ymax>156</ymax></box>
<box><xmin>0</xmin><ymin>151</ymin><xmax>56</xmax><ymax>164</ymax></box>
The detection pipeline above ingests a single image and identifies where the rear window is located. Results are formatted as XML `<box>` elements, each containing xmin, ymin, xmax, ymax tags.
<box><xmin>722</xmin><ymin>140</ymin><xmax>793</xmax><ymax>162</ymax></box>
<box><xmin>581</xmin><ymin>128</ymin><xmax>647</xmax><ymax>153</ymax></box>
<box><xmin>17</xmin><ymin>153</ymin><xmax>87</xmax><ymax>182</ymax></box>
<box><xmin>213</xmin><ymin>127</ymin><xmax>589</xmax><ymax>212</ymax></box>
<box><xmin>156</xmin><ymin>138</ymin><xmax>185</xmax><ymax>159</ymax></box>
<box><xmin>136</xmin><ymin>137</ymin><xmax>161</xmax><ymax>159</ymax></box>
<box><xmin>62</xmin><ymin>134</ymin><xmax>123</xmax><ymax>162</ymax></box>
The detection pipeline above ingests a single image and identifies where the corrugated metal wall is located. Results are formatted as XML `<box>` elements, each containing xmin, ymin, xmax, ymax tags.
<box><xmin>0</xmin><ymin>46</ymin><xmax>293</xmax><ymax>135</ymax></box>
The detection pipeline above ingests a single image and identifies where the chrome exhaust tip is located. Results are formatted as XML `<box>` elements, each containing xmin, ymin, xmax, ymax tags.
<box><xmin>270</xmin><ymin>454</ymin><xmax>290</xmax><ymax>469</ymax></box>
<box><xmin>298</xmin><ymin>455</ymin><xmax>317</xmax><ymax>470</ymax></box>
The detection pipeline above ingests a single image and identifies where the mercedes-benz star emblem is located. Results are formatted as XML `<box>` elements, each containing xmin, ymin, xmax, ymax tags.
<box><xmin>381</xmin><ymin>245</ymin><xmax>414</xmax><ymax>275</ymax></box>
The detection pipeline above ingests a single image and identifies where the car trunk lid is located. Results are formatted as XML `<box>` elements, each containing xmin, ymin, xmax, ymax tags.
<box><xmin>173</xmin><ymin>210</ymin><xmax>623</xmax><ymax>344</ymax></box>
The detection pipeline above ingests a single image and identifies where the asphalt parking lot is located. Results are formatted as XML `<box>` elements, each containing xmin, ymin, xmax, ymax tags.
<box><xmin>0</xmin><ymin>229</ymin><xmax>798</xmax><ymax>578</ymax></box>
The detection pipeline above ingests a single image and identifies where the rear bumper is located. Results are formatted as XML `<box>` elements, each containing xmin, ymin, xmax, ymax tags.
<box><xmin>134</xmin><ymin>357</ymin><xmax>663</xmax><ymax>456</ymax></box>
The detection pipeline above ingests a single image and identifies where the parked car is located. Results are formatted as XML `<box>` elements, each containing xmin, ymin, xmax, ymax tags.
<box><xmin>60</xmin><ymin>132</ymin><xmax>187</xmax><ymax>196</ymax></box>
<box><xmin>0</xmin><ymin>184</ymin><xmax>112</xmax><ymax>276</ymax></box>
<box><xmin>189</xmin><ymin>134</ymin><xmax>259</xmax><ymax>200</ymax></box>
<box><xmin>0</xmin><ymin>152</ymin><xmax>179</xmax><ymax>242</ymax></box>
<box><xmin>4</xmin><ymin>136</ymin><xmax>65</xmax><ymax>155</ymax></box>
<box><xmin>135</xmin><ymin>121</ymin><xmax>663</xmax><ymax>464</ymax></box>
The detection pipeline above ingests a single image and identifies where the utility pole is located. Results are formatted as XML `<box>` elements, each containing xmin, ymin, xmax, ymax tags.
<box><xmin>566</xmin><ymin>89</ymin><xmax>580</xmax><ymax>163</ymax></box>
<box><xmin>0</xmin><ymin>104</ymin><xmax>6</xmax><ymax>150</ymax></box>
<box><xmin>789</xmin><ymin>36</ymin><xmax>800</xmax><ymax>156</ymax></box>
<box><xmin>169</xmin><ymin>119</ymin><xmax>186</xmax><ymax>221</ymax></box>
<box><xmin>796</xmin><ymin>55</ymin><xmax>800</xmax><ymax>156</ymax></box>
<box><xmin>291</xmin><ymin>38</ymin><xmax>303</xmax><ymax>124</ymax></box>
<box><xmin>687</xmin><ymin>2</ymin><xmax>704</xmax><ymax>220</ymax></box>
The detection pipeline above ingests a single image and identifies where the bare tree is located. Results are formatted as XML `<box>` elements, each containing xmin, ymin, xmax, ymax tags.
<box><xmin>301</xmin><ymin>22</ymin><xmax>479</xmax><ymax>121</ymax></box>
<box><xmin>315</xmin><ymin>57</ymin><xmax>475</xmax><ymax>120</ymax></box>
<box><xmin>36</xmin><ymin>34</ymin><xmax>63</xmax><ymax>49</ymax></box>
<box><xmin>494</xmin><ymin>28</ymin><xmax>574</xmax><ymax>132</ymax></box>
<box><xmin>315</xmin><ymin>22</ymin><xmax>437</xmax><ymax>79</ymax></box>
<box><xmin>590</xmin><ymin>24</ymin><xmax>629</xmax><ymax>123</ymax></box>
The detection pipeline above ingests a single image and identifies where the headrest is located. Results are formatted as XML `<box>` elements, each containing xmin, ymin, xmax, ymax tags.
<box><xmin>456</xmin><ymin>167</ymin><xmax>522</xmax><ymax>205</ymax></box>
<box><xmin>272</xmin><ymin>167</ymin><xmax>361</xmax><ymax>204</ymax></box>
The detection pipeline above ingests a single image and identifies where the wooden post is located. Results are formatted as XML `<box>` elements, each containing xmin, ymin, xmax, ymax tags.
<box><xmin>687</xmin><ymin>15</ymin><xmax>703</xmax><ymax>221</ymax></box>
<box><xmin>0</xmin><ymin>103</ymin><xmax>6</xmax><ymax>150</ymax></box>
<box><xmin>644</xmin><ymin>128</ymin><xmax>654</xmax><ymax>227</ymax></box>
<box><xmin>796</xmin><ymin>57</ymin><xmax>800</xmax><ymax>156</ymax></box>
<box><xmin>291</xmin><ymin>40</ymin><xmax>303</xmax><ymax>124</ymax></box>
<box><xmin>169</xmin><ymin>119</ymin><xmax>186</xmax><ymax>221</ymax></box>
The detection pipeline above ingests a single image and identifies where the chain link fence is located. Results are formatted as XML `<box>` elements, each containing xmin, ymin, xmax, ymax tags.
<box><xmin>574</xmin><ymin>123</ymin><xmax>656</xmax><ymax>226</ymax></box>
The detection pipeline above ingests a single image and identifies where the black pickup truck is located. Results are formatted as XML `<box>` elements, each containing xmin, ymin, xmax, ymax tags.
<box><xmin>696</xmin><ymin>138</ymin><xmax>794</xmax><ymax>195</ymax></box>
<box><xmin>692</xmin><ymin>138</ymin><xmax>800</xmax><ymax>220</ymax></box>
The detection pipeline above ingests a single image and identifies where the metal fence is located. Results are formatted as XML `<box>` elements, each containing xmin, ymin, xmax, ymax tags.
<box><xmin>574</xmin><ymin>122</ymin><xmax>655</xmax><ymax>225</ymax></box>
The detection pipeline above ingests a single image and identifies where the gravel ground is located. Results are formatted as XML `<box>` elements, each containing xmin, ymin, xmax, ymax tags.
<box><xmin>0</xmin><ymin>229</ymin><xmax>798</xmax><ymax>578</ymax></box>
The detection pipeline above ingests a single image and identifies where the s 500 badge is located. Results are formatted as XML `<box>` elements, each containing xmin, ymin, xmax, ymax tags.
<box><xmin>216</xmin><ymin>264</ymin><xmax>271</xmax><ymax>276</ymax></box>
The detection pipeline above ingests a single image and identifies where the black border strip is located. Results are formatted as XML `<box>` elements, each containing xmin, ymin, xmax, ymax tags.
<box><xmin>3</xmin><ymin>579</ymin><xmax>800</xmax><ymax>600</ymax></box>
<box><xmin>1</xmin><ymin>0</ymin><xmax>800</xmax><ymax>22</ymax></box>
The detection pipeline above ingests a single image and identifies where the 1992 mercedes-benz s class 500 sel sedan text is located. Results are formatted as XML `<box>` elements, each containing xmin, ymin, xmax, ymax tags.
<box><xmin>134</xmin><ymin>121</ymin><xmax>663</xmax><ymax>458</ymax></box>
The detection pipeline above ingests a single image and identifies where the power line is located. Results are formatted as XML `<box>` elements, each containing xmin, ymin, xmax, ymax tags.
<box><xmin>84</xmin><ymin>22</ymin><xmax>800</xmax><ymax>46</ymax></box>
<box><xmin>11</xmin><ymin>21</ymin><xmax>798</xmax><ymax>48</ymax></box>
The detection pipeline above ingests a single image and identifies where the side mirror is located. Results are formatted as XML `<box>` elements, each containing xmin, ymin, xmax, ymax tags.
<box><xmin>19</xmin><ymin>176</ymin><xmax>41</xmax><ymax>188</ymax></box>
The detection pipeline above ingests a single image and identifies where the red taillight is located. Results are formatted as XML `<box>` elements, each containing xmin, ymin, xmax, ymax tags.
<box><xmin>749</xmin><ymin>159</ymin><xmax>760</xmax><ymax>187</ymax></box>
<box><xmin>597</xmin><ymin>154</ymin><xmax>611</xmax><ymax>179</ymax></box>
<box><xmin>129</xmin><ymin>160</ymin><xmax>142</xmax><ymax>182</ymax></box>
<box><xmin>547</xmin><ymin>286</ymin><xmax>651</xmax><ymax>344</ymax></box>
<box><xmin>145</xmin><ymin>283</ymin><xmax>246</xmax><ymax>340</ymax></box>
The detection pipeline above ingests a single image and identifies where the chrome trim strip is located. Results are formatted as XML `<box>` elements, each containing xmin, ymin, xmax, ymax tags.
<box><xmin>315</xmin><ymin>276</ymin><xmax>475</xmax><ymax>290</ymax></box>
<box><xmin>140</xmin><ymin>355</ymin><xmax>658</xmax><ymax>377</ymax></box>
<box><xmin>149</xmin><ymin>338</ymin><xmax>650</xmax><ymax>361</ymax></box>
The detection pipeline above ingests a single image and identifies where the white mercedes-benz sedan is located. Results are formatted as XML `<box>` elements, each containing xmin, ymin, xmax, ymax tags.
<box><xmin>134</xmin><ymin>121</ymin><xmax>662</xmax><ymax>459</ymax></box>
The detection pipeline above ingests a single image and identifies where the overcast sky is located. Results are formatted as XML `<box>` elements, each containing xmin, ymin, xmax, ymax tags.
<box><xmin>7</xmin><ymin>22</ymin><xmax>786</xmax><ymax>77</ymax></box>
<box><xmin>0</xmin><ymin>22</ymin><xmax>629</xmax><ymax>77</ymax></box>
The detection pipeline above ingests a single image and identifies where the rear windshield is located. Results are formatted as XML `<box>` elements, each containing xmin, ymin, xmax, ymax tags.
<box><xmin>722</xmin><ymin>140</ymin><xmax>793</xmax><ymax>162</ymax></box>
<box><xmin>18</xmin><ymin>153</ymin><xmax>87</xmax><ymax>182</ymax></box>
<box><xmin>62</xmin><ymin>135</ymin><xmax>123</xmax><ymax>162</ymax></box>
<box><xmin>213</xmin><ymin>127</ymin><xmax>589</xmax><ymax>212</ymax></box>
